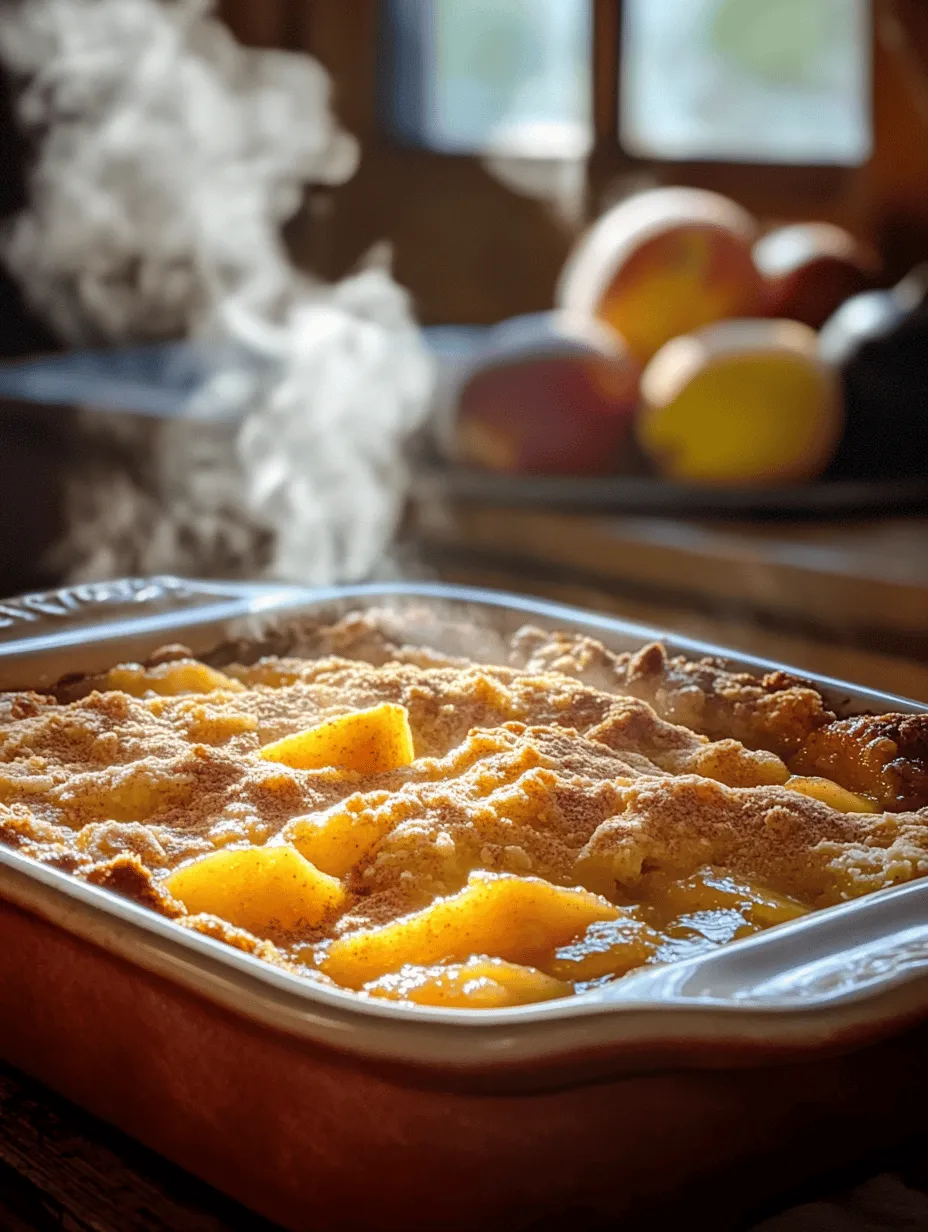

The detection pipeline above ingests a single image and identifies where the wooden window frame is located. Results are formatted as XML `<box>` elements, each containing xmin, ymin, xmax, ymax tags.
<box><xmin>589</xmin><ymin>0</ymin><xmax>928</xmax><ymax>278</ymax></box>
<box><xmin>589</xmin><ymin>0</ymin><xmax>863</xmax><ymax>224</ymax></box>
<box><xmin>288</xmin><ymin>0</ymin><xmax>582</xmax><ymax>325</ymax></box>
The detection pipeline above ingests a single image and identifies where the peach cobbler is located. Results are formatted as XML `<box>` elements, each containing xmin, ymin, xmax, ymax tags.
<box><xmin>0</xmin><ymin>612</ymin><xmax>926</xmax><ymax>1009</ymax></box>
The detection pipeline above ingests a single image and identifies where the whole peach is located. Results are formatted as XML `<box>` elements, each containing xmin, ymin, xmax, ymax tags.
<box><xmin>441</xmin><ymin>312</ymin><xmax>641</xmax><ymax>476</ymax></box>
<box><xmin>557</xmin><ymin>188</ymin><xmax>763</xmax><ymax>364</ymax></box>
<box><xmin>637</xmin><ymin>319</ymin><xmax>843</xmax><ymax>485</ymax></box>
<box><xmin>755</xmin><ymin>223</ymin><xmax>880</xmax><ymax>330</ymax></box>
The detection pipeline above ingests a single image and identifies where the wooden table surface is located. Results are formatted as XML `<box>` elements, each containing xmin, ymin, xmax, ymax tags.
<box><xmin>0</xmin><ymin>1061</ymin><xmax>279</xmax><ymax>1231</ymax></box>
<box><xmin>3</xmin><ymin>1035</ymin><xmax>928</xmax><ymax>1232</ymax></box>
<box><xmin>3</xmin><ymin>509</ymin><xmax>928</xmax><ymax>1229</ymax></box>
<box><xmin>3</xmin><ymin>1046</ymin><xmax>928</xmax><ymax>1232</ymax></box>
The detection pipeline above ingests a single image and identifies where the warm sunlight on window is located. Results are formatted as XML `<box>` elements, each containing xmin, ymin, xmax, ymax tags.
<box><xmin>620</xmin><ymin>0</ymin><xmax>872</xmax><ymax>165</ymax></box>
<box><xmin>382</xmin><ymin>0</ymin><xmax>592</xmax><ymax>158</ymax></box>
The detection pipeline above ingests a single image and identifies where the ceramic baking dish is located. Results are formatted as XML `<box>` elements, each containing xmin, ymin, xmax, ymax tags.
<box><xmin>1</xmin><ymin>577</ymin><xmax>928</xmax><ymax>1231</ymax></box>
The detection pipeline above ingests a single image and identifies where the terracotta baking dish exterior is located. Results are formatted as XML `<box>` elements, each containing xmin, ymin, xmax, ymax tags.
<box><xmin>1</xmin><ymin>577</ymin><xmax>928</xmax><ymax>1231</ymax></box>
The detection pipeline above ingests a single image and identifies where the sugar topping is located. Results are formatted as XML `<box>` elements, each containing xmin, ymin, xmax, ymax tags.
<box><xmin>0</xmin><ymin>620</ymin><xmax>924</xmax><ymax>996</ymax></box>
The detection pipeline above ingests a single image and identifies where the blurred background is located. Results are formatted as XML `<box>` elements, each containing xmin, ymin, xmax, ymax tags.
<box><xmin>1</xmin><ymin>0</ymin><xmax>928</xmax><ymax>698</ymax></box>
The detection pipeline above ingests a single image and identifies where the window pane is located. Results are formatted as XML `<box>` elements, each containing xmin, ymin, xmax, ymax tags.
<box><xmin>620</xmin><ymin>0</ymin><xmax>872</xmax><ymax>165</ymax></box>
<box><xmin>381</xmin><ymin>0</ymin><xmax>592</xmax><ymax>158</ymax></box>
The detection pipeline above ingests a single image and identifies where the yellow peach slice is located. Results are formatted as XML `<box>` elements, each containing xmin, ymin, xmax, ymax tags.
<box><xmin>785</xmin><ymin>775</ymin><xmax>878</xmax><ymax>814</ymax></box>
<box><xmin>320</xmin><ymin>871</ymin><xmax>621</xmax><ymax>989</ymax></box>
<box><xmin>165</xmin><ymin>845</ymin><xmax>344</xmax><ymax>936</ymax></box>
<box><xmin>259</xmin><ymin>703</ymin><xmax>415</xmax><ymax>774</ymax></box>
<box><xmin>282</xmin><ymin>791</ymin><xmax>394</xmax><ymax>878</ymax></box>
<box><xmin>642</xmin><ymin>867</ymin><xmax>809</xmax><ymax>928</ymax></box>
<box><xmin>106</xmin><ymin>660</ymin><xmax>244</xmax><ymax>697</ymax></box>
<box><xmin>364</xmin><ymin>957</ymin><xmax>571</xmax><ymax>1008</ymax></box>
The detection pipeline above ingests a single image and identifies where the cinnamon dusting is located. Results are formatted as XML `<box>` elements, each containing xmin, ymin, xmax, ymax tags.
<box><xmin>0</xmin><ymin>615</ymin><xmax>924</xmax><ymax>1003</ymax></box>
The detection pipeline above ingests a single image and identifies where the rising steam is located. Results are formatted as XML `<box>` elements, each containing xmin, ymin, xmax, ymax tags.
<box><xmin>0</xmin><ymin>0</ymin><xmax>434</xmax><ymax>584</ymax></box>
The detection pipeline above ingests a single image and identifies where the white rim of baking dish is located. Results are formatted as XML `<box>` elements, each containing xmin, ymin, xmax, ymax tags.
<box><xmin>0</xmin><ymin>576</ymin><xmax>926</xmax><ymax>1075</ymax></box>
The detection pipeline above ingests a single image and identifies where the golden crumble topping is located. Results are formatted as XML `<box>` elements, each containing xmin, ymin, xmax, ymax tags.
<box><xmin>0</xmin><ymin>613</ymin><xmax>925</xmax><ymax>1009</ymax></box>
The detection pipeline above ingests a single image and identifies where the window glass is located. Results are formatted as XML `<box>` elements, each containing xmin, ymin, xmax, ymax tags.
<box><xmin>620</xmin><ymin>0</ymin><xmax>872</xmax><ymax>165</ymax></box>
<box><xmin>381</xmin><ymin>0</ymin><xmax>592</xmax><ymax>158</ymax></box>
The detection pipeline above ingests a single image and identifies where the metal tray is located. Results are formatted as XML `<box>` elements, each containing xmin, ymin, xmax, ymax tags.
<box><xmin>0</xmin><ymin>577</ymin><xmax>926</xmax><ymax>1231</ymax></box>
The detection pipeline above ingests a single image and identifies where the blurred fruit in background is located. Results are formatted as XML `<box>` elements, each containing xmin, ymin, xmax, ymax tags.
<box><xmin>431</xmin><ymin>185</ymin><xmax>927</xmax><ymax>490</ymax></box>
<box><xmin>754</xmin><ymin>223</ymin><xmax>880</xmax><ymax>329</ymax></box>
<box><xmin>557</xmin><ymin>187</ymin><xmax>763</xmax><ymax>363</ymax></box>
<box><xmin>441</xmin><ymin>312</ymin><xmax>641</xmax><ymax>476</ymax></box>
<box><xmin>820</xmin><ymin>265</ymin><xmax>928</xmax><ymax>478</ymax></box>
<box><xmin>637</xmin><ymin>319</ymin><xmax>843</xmax><ymax>485</ymax></box>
